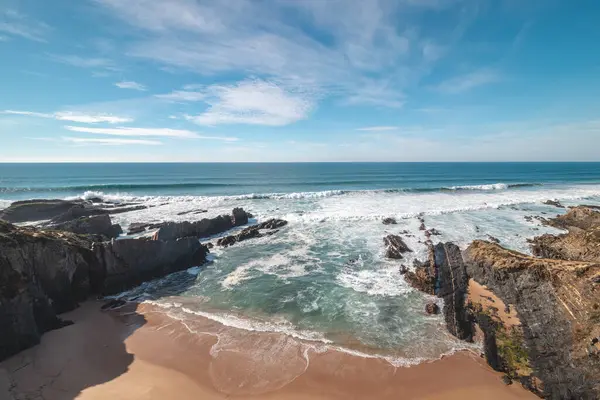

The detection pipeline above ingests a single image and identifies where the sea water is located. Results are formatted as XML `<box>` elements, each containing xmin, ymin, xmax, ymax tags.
<box><xmin>2</xmin><ymin>162</ymin><xmax>600</xmax><ymax>366</ymax></box>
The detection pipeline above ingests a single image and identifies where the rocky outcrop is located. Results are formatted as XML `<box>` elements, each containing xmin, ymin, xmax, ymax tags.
<box><xmin>0</xmin><ymin>219</ymin><xmax>210</xmax><ymax>361</ymax></box>
<box><xmin>382</xmin><ymin>217</ymin><xmax>397</xmax><ymax>225</ymax></box>
<box><xmin>530</xmin><ymin>206</ymin><xmax>600</xmax><ymax>263</ymax></box>
<box><xmin>217</xmin><ymin>219</ymin><xmax>288</xmax><ymax>247</ymax></box>
<box><xmin>93</xmin><ymin>238</ymin><xmax>208</xmax><ymax>295</ymax></box>
<box><xmin>0</xmin><ymin>199</ymin><xmax>81</xmax><ymax>223</ymax></box>
<box><xmin>404</xmin><ymin>242</ymin><xmax>472</xmax><ymax>340</ymax></box>
<box><xmin>383</xmin><ymin>235</ymin><xmax>412</xmax><ymax>259</ymax></box>
<box><xmin>464</xmin><ymin>240</ymin><xmax>600</xmax><ymax>399</ymax></box>
<box><xmin>155</xmin><ymin>208</ymin><xmax>250</xmax><ymax>241</ymax></box>
<box><xmin>543</xmin><ymin>200</ymin><xmax>564</xmax><ymax>208</ymax></box>
<box><xmin>0</xmin><ymin>221</ymin><xmax>97</xmax><ymax>360</ymax></box>
<box><xmin>48</xmin><ymin>214</ymin><xmax>123</xmax><ymax>239</ymax></box>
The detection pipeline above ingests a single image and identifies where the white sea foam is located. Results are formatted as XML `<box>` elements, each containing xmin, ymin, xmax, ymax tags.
<box><xmin>445</xmin><ymin>182</ymin><xmax>509</xmax><ymax>191</ymax></box>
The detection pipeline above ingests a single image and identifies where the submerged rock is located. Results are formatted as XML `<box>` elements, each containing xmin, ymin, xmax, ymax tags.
<box><xmin>382</xmin><ymin>217</ymin><xmax>397</xmax><ymax>225</ymax></box>
<box><xmin>383</xmin><ymin>234</ymin><xmax>412</xmax><ymax>259</ymax></box>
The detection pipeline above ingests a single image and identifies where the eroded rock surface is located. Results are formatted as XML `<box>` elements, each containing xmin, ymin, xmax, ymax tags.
<box><xmin>383</xmin><ymin>234</ymin><xmax>412</xmax><ymax>259</ymax></box>
<box><xmin>217</xmin><ymin>219</ymin><xmax>288</xmax><ymax>247</ymax></box>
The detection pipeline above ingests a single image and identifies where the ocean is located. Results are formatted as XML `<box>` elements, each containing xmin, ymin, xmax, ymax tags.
<box><xmin>2</xmin><ymin>162</ymin><xmax>600</xmax><ymax>367</ymax></box>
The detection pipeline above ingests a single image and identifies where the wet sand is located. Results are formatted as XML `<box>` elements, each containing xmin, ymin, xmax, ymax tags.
<box><xmin>0</xmin><ymin>301</ymin><xmax>538</xmax><ymax>400</ymax></box>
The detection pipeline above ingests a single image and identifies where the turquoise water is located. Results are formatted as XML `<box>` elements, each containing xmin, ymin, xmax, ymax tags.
<box><xmin>2</xmin><ymin>162</ymin><xmax>600</xmax><ymax>364</ymax></box>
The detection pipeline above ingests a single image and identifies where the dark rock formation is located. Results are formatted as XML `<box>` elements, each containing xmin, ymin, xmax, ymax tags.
<box><xmin>0</xmin><ymin>199</ymin><xmax>81</xmax><ymax>223</ymax></box>
<box><xmin>425</xmin><ymin>228</ymin><xmax>441</xmax><ymax>237</ymax></box>
<box><xmin>156</xmin><ymin>208</ymin><xmax>250</xmax><ymax>241</ymax></box>
<box><xmin>382</xmin><ymin>217</ymin><xmax>397</xmax><ymax>225</ymax></box>
<box><xmin>93</xmin><ymin>238</ymin><xmax>208</xmax><ymax>295</ymax></box>
<box><xmin>217</xmin><ymin>219</ymin><xmax>288</xmax><ymax>247</ymax></box>
<box><xmin>433</xmin><ymin>243</ymin><xmax>472</xmax><ymax>341</ymax></box>
<box><xmin>464</xmin><ymin>240</ymin><xmax>600</xmax><ymax>399</ymax></box>
<box><xmin>544</xmin><ymin>205</ymin><xmax>600</xmax><ymax>231</ymax></box>
<box><xmin>0</xmin><ymin>221</ymin><xmax>96</xmax><ymax>360</ymax></box>
<box><xmin>383</xmin><ymin>234</ymin><xmax>412</xmax><ymax>259</ymax></box>
<box><xmin>48</xmin><ymin>214</ymin><xmax>123</xmax><ymax>239</ymax></box>
<box><xmin>126</xmin><ymin>222</ymin><xmax>164</xmax><ymax>235</ymax></box>
<box><xmin>405</xmin><ymin>242</ymin><xmax>471</xmax><ymax>340</ymax></box>
<box><xmin>487</xmin><ymin>235</ymin><xmax>501</xmax><ymax>244</ymax></box>
<box><xmin>543</xmin><ymin>200</ymin><xmax>565</xmax><ymax>208</ymax></box>
<box><xmin>177</xmin><ymin>209</ymin><xmax>208</xmax><ymax>216</ymax></box>
<box><xmin>425</xmin><ymin>302</ymin><xmax>439</xmax><ymax>314</ymax></box>
<box><xmin>0</xmin><ymin>219</ymin><xmax>210</xmax><ymax>361</ymax></box>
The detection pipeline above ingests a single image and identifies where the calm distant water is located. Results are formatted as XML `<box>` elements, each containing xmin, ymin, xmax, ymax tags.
<box><xmin>1</xmin><ymin>162</ymin><xmax>600</xmax><ymax>200</ymax></box>
<box><xmin>3</xmin><ymin>162</ymin><xmax>600</xmax><ymax>366</ymax></box>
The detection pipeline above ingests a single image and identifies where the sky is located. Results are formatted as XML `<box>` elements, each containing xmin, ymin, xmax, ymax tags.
<box><xmin>1</xmin><ymin>0</ymin><xmax>600</xmax><ymax>162</ymax></box>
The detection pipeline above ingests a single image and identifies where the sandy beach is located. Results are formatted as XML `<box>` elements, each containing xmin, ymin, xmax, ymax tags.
<box><xmin>0</xmin><ymin>301</ymin><xmax>537</xmax><ymax>400</ymax></box>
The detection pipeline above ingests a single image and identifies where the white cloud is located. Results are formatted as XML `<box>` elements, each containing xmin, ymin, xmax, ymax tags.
<box><xmin>356</xmin><ymin>126</ymin><xmax>399</xmax><ymax>131</ymax></box>
<box><xmin>0</xmin><ymin>10</ymin><xmax>51</xmax><ymax>42</ymax></box>
<box><xmin>64</xmin><ymin>125</ymin><xmax>239</xmax><ymax>141</ymax></box>
<box><xmin>155</xmin><ymin>90</ymin><xmax>206</xmax><ymax>102</ymax></box>
<box><xmin>62</xmin><ymin>137</ymin><xmax>162</xmax><ymax>146</ymax></box>
<box><xmin>434</xmin><ymin>69</ymin><xmax>500</xmax><ymax>94</ymax></box>
<box><xmin>185</xmin><ymin>79</ymin><xmax>314</xmax><ymax>126</ymax></box>
<box><xmin>115</xmin><ymin>81</ymin><xmax>147</xmax><ymax>91</ymax></box>
<box><xmin>3</xmin><ymin>110</ymin><xmax>132</xmax><ymax>124</ymax></box>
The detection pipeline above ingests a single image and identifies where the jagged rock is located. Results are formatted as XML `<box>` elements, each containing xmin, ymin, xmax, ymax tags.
<box><xmin>0</xmin><ymin>199</ymin><xmax>82</xmax><ymax>223</ymax></box>
<box><xmin>464</xmin><ymin>240</ymin><xmax>600</xmax><ymax>399</ymax></box>
<box><xmin>48</xmin><ymin>214</ymin><xmax>123</xmax><ymax>239</ymax></box>
<box><xmin>529</xmin><ymin>206</ymin><xmax>600</xmax><ymax>263</ymax></box>
<box><xmin>156</xmin><ymin>209</ymin><xmax>250</xmax><ymax>241</ymax></box>
<box><xmin>0</xmin><ymin>221</ymin><xmax>96</xmax><ymax>360</ymax></box>
<box><xmin>399</xmin><ymin>264</ymin><xmax>409</xmax><ymax>274</ymax></box>
<box><xmin>405</xmin><ymin>245</ymin><xmax>436</xmax><ymax>294</ymax></box>
<box><xmin>543</xmin><ymin>199</ymin><xmax>565</xmax><ymax>208</ymax></box>
<box><xmin>544</xmin><ymin>205</ymin><xmax>600</xmax><ymax>231</ymax></box>
<box><xmin>382</xmin><ymin>217</ymin><xmax>397</xmax><ymax>225</ymax></box>
<box><xmin>126</xmin><ymin>222</ymin><xmax>164</xmax><ymax>235</ymax></box>
<box><xmin>433</xmin><ymin>243</ymin><xmax>472</xmax><ymax>341</ymax></box>
<box><xmin>217</xmin><ymin>219</ymin><xmax>287</xmax><ymax>247</ymax></box>
<box><xmin>425</xmin><ymin>302</ymin><xmax>439</xmax><ymax>314</ymax></box>
<box><xmin>257</xmin><ymin>218</ymin><xmax>287</xmax><ymax>230</ymax></box>
<box><xmin>0</xmin><ymin>219</ymin><xmax>211</xmax><ymax>360</ymax></box>
<box><xmin>425</xmin><ymin>228</ymin><xmax>441</xmax><ymax>238</ymax></box>
<box><xmin>383</xmin><ymin>234</ymin><xmax>412</xmax><ymax>259</ymax></box>
<box><xmin>419</xmin><ymin>222</ymin><xmax>426</xmax><ymax>231</ymax></box>
<box><xmin>93</xmin><ymin>238</ymin><xmax>208</xmax><ymax>295</ymax></box>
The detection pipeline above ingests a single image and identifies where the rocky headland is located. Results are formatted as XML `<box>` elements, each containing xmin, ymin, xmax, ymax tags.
<box><xmin>402</xmin><ymin>205</ymin><xmax>600</xmax><ymax>399</ymax></box>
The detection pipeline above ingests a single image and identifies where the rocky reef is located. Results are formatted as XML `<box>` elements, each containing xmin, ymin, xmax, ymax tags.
<box><xmin>403</xmin><ymin>204</ymin><xmax>600</xmax><ymax>399</ymax></box>
<box><xmin>0</xmin><ymin>202</ymin><xmax>252</xmax><ymax>362</ymax></box>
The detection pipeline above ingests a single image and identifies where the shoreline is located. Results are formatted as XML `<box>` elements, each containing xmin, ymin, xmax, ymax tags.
<box><xmin>1</xmin><ymin>301</ymin><xmax>537</xmax><ymax>400</ymax></box>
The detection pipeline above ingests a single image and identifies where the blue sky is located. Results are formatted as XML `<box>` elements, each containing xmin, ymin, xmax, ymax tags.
<box><xmin>1</xmin><ymin>0</ymin><xmax>600</xmax><ymax>162</ymax></box>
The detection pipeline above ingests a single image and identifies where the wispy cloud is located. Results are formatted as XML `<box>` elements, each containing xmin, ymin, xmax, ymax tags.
<box><xmin>115</xmin><ymin>81</ymin><xmax>147</xmax><ymax>91</ymax></box>
<box><xmin>62</xmin><ymin>137</ymin><xmax>162</xmax><ymax>146</ymax></box>
<box><xmin>3</xmin><ymin>110</ymin><xmax>132</xmax><ymax>124</ymax></box>
<box><xmin>434</xmin><ymin>69</ymin><xmax>500</xmax><ymax>94</ymax></box>
<box><xmin>0</xmin><ymin>10</ymin><xmax>51</xmax><ymax>42</ymax></box>
<box><xmin>94</xmin><ymin>0</ymin><xmax>463</xmax><ymax>111</ymax></box>
<box><xmin>155</xmin><ymin>90</ymin><xmax>206</xmax><ymax>102</ymax></box>
<box><xmin>64</xmin><ymin>125</ymin><xmax>239</xmax><ymax>141</ymax></box>
<box><xmin>356</xmin><ymin>126</ymin><xmax>399</xmax><ymax>132</ymax></box>
<box><xmin>49</xmin><ymin>54</ymin><xmax>117</xmax><ymax>70</ymax></box>
<box><xmin>184</xmin><ymin>79</ymin><xmax>314</xmax><ymax>126</ymax></box>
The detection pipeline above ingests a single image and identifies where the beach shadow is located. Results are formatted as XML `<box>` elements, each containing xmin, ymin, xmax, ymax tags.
<box><xmin>0</xmin><ymin>301</ymin><xmax>147</xmax><ymax>400</ymax></box>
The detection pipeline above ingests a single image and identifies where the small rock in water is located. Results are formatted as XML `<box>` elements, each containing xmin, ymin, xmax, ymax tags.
<box><xmin>543</xmin><ymin>199</ymin><xmax>565</xmax><ymax>208</ymax></box>
<box><xmin>383</xmin><ymin>234</ymin><xmax>412</xmax><ymax>259</ymax></box>
<box><xmin>487</xmin><ymin>235</ymin><xmax>501</xmax><ymax>244</ymax></box>
<box><xmin>425</xmin><ymin>302</ymin><xmax>440</xmax><ymax>315</ymax></box>
<box><xmin>382</xmin><ymin>217</ymin><xmax>397</xmax><ymax>225</ymax></box>
<box><xmin>419</xmin><ymin>222</ymin><xmax>426</xmax><ymax>231</ymax></box>
<box><xmin>399</xmin><ymin>264</ymin><xmax>409</xmax><ymax>274</ymax></box>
